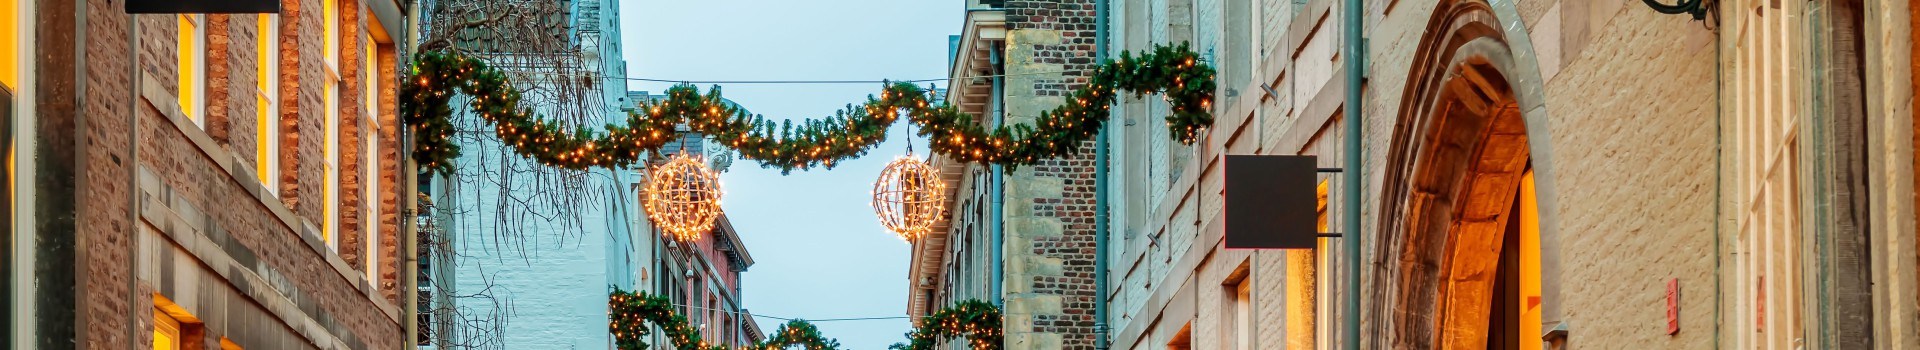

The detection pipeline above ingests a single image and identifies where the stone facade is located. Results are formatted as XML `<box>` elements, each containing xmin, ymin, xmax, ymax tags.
<box><xmin>1098</xmin><ymin>0</ymin><xmax>1920</xmax><ymax>350</ymax></box>
<box><xmin>18</xmin><ymin>0</ymin><xmax>409</xmax><ymax>348</ymax></box>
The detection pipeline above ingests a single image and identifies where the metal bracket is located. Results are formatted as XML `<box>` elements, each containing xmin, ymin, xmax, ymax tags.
<box><xmin>1317</xmin><ymin>168</ymin><xmax>1343</xmax><ymax>173</ymax></box>
<box><xmin>1317</xmin><ymin>233</ymin><xmax>1343</xmax><ymax>238</ymax></box>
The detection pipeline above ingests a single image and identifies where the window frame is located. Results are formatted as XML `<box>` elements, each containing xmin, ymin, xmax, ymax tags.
<box><xmin>256</xmin><ymin>14</ymin><xmax>280</xmax><ymax>194</ymax></box>
<box><xmin>154</xmin><ymin>307</ymin><xmax>183</xmax><ymax>350</ymax></box>
<box><xmin>178</xmin><ymin>14</ymin><xmax>207</xmax><ymax>127</ymax></box>
<box><xmin>362</xmin><ymin>29</ymin><xmax>381</xmax><ymax>282</ymax></box>
<box><xmin>321</xmin><ymin>0</ymin><xmax>341</xmax><ymax>252</ymax></box>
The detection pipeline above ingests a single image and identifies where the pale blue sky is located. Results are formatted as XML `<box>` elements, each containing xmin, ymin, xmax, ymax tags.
<box><xmin>618</xmin><ymin>1</ymin><xmax>963</xmax><ymax>348</ymax></box>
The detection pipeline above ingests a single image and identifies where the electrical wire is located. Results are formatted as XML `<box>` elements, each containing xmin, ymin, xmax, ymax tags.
<box><xmin>661</xmin><ymin>301</ymin><xmax>911</xmax><ymax>323</ymax></box>
<box><xmin>495</xmin><ymin>70</ymin><xmax>1072</xmax><ymax>85</ymax></box>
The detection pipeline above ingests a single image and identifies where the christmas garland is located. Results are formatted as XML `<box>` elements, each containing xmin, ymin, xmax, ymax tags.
<box><xmin>609</xmin><ymin>289</ymin><xmax>841</xmax><ymax>350</ymax></box>
<box><xmin>402</xmin><ymin>43</ymin><xmax>1215</xmax><ymax>174</ymax></box>
<box><xmin>609</xmin><ymin>289</ymin><xmax>1005</xmax><ymax>350</ymax></box>
<box><xmin>888</xmin><ymin>300</ymin><xmax>1003</xmax><ymax>350</ymax></box>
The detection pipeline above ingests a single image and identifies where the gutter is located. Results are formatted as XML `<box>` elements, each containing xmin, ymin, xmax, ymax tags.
<box><xmin>989</xmin><ymin>46</ymin><xmax>1006</xmax><ymax>307</ymax></box>
<box><xmin>1092</xmin><ymin>0</ymin><xmax>1111</xmax><ymax>348</ymax></box>
<box><xmin>1340</xmin><ymin>0</ymin><xmax>1365</xmax><ymax>348</ymax></box>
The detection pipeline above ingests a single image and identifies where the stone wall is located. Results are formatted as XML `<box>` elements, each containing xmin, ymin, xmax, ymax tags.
<box><xmin>1106</xmin><ymin>0</ymin><xmax>1723</xmax><ymax>349</ymax></box>
<box><xmin>1000</xmin><ymin>1</ymin><xmax>1101</xmax><ymax>349</ymax></box>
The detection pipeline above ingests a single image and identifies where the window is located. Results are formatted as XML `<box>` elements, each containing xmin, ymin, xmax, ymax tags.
<box><xmin>1</xmin><ymin>0</ymin><xmax>18</xmax><ymax>88</ymax></box>
<box><xmin>322</xmin><ymin>0</ymin><xmax>340</xmax><ymax>251</ymax></box>
<box><xmin>178</xmin><ymin>14</ymin><xmax>206</xmax><ymax>126</ymax></box>
<box><xmin>154</xmin><ymin>308</ymin><xmax>181</xmax><ymax>350</ymax></box>
<box><xmin>1225</xmin><ymin>271</ymin><xmax>1252</xmax><ymax>350</ymax></box>
<box><xmin>1166</xmin><ymin>322</ymin><xmax>1192</xmax><ymax>350</ymax></box>
<box><xmin>362</xmin><ymin>32</ymin><xmax>380</xmax><ymax>281</ymax></box>
<box><xmin>256</xmin><ymin>14</ymin><xmax>279</xmax><ymax>193</ymax></box>
<box><xmin>1288</xmin><ymin>179</ymin><xmax>1330</xmax><ymax>349</ymax></box>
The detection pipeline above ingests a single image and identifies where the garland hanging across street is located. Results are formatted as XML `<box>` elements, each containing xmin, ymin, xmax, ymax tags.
<box><xmin>888</xmin><ymin>300</ymin><xmax>1003</xmax><ymax>350</ymax></box>
<box><xmin>609</xmin><ymin>289</ymin><xmax>842</xmax><ymax>350</ymax></box>
<box><xmin>609</xmin><ymin>289</ymin><xmax>1003</xmax><ymax>350</ymax></box>
<box><xmin>402</xmin><ymin>43</ymin><xmax>1215</xmax><ymax>174</ymax></box>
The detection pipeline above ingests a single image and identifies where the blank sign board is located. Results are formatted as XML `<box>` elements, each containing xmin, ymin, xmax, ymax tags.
<box><xmin>128</xmin><ymin>0</ymin><xmax>280</xmax><ymax>13</ymax></box>
<box><xmin>1223</xmin><ymin>155</ymin><xmax>1320</xmax><ymax>249</ymax></box>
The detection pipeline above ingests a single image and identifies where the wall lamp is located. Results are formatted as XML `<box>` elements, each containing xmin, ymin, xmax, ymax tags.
<box><xmin>1643</xmin><ymin>0</ymin><xmax>1713</xmax><ymax>21</ymax></box>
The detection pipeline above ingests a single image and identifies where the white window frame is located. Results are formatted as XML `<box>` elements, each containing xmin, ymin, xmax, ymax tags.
<box><xmin>179</xmin><ymin>14</ymin><xmax>207</xmax><ymax>127</ymax></box>
<box><xmin>257</xmin><ymin>14</ymin><xmax>280</xmax><ymax>194</ymax></box>
<box><xmin>322</xmin><ymin>0</ymin><xmax>340</xmax><ymax>252</ymax></box>
<box><xmin>362</xmin><ymin>30</ymin><xmax>381</xmax><ymax>282</ymax></box>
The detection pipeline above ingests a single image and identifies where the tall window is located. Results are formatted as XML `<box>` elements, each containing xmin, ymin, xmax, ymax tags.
<box><xmin>1226</xmin><ymin>273</ymin><xmax>1252</xmax><ymax>350</ymax></box>
<box><xmin>1</xmin><ymin>0</ymin><xmax>18</xmax><ymax>88</ymax></box>
<box><xmin>362</xmin><ymin>32</ymin><xmax>380</xmax><ymax>281</ymax></box>
<box><xmin>178</xmin><ymin>14</ymin><xmax>206</xmax><ymax>126</ymax></box>
<box><xmin>322</xmin><ymin>0</ymin><xmax>340</xmax><ymax>251</ymax></box>
<box><xmin>1289</xmin><ymin>179</ymin><xmax>1328</xmax><ymax>349</ymax></box>
<box><xmin>256</xmin><ymin>14</ymin><xmax>279</xmax><ymax>193</ymax></box>
<box><xmin>1729</xmin><ymin>1</ymin><xmax>1805</xmax><ymax>348</ymax></box>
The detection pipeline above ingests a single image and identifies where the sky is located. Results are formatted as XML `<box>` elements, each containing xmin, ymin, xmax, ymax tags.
<box><xmin>617</xmin><ymin>1</ymin><xmax>963</xmax><ymax>348</ymax></box>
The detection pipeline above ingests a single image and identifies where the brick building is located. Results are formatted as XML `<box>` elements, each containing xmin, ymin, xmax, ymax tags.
<box><xmin>911</xmin><ymin>1</ymin><xmax>1105</xmax><ymax>349</ymax></box>
<box><xmin>5</xmin><ymin>0</ymin><xmax>412</xmax><ymax>349</ymax></box>
<box><xmin>918</xmin><ymin>0</ymin><xmax>1920</xmax><ymax>349</ymax></box>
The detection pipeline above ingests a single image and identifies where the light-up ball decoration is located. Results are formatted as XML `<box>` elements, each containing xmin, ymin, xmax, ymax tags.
<box><xmin>872</xmin><ymin>154</ymin><xmax>947</xmax><ymax>241</ymax></box>
<box><xmin>643</xmin><ymin>153</ymin><xmax>723</xmax><ymax>242</ymax></box>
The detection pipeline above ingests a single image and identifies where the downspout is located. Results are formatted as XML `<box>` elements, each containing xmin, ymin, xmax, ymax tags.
<box><xmin>1092</xmin><ymin>0</ymin><xmax>1111</xmax><ymax>348</ymax></box>
<box><xmin>989</xmin><ymin>46</ymin><xmax>1006</xmax><ymax>307</ymax></box>
<box><xmin>400</xmin><ymin>3</ymin><xmax>422</xmax><ymax>348</ymax></box>
<box><xmin>1340</xmin><ymin>0</ymin><xmax>1364</xmax><ymax>349</ymax></box>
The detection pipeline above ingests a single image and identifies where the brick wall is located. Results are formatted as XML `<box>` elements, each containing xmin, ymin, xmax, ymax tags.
<box><xmin>1001</xmin><ymin>1</ymin><xmax>1101</xmax><ymax>349</ymax></box>
<box><xmin>58</xmin><ymin>0</ymin><xmax>405</xmax><ymax>348</ymax></box>
<box><xmin>80</xmin><ymin>0</ymin><xmax>135</xmax><ymax>346</ymax></box>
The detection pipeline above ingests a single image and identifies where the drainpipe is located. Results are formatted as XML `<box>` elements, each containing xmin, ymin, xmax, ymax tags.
<box><xmin>1092</xmin><ymin>0</ymin><xmax>1111</xmax><ymax>348</ymax></box>
<box><xmin>989</xmin><ymin>46</ymin><xmax>1006</xmax><ymax>307</ymax></box>
<box><xmin>1340</xmin><ymin>0</ymin><xmax>1364</xmax><ymax>349</ymax></box>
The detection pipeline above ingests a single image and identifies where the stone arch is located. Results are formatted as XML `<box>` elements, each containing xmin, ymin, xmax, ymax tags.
<box><xmin>1365</xmin><ymin>0</ymin><xmax>1562</xmax><ymax>349</ymax></box>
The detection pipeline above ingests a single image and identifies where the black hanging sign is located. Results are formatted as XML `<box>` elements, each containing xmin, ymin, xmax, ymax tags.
<box><xmin>1223</xmin><ymin>155</ymin><xmax>1321</xmax><ymax>249</ymax></box>
<box><xmin>127</xmin><ymin>0</ymin><xmax>280</xmax><ymax>14</ymax></box>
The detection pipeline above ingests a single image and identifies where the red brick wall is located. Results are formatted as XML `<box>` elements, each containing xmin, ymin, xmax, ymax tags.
<box><xmin>69</xmin><ymin>0</ymin><xmax>403</xmax><ymax>347</ymax></box>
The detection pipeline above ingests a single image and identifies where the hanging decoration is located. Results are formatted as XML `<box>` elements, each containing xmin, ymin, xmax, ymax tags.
<box><xmin>871</xmin><ymin>150</ymin><xmax>947</xmax><ymax>241</ymax></box>
<box><xmin>642</xmin><ymin>152</ymin><xmax>724</xmax><ymax>242</ymax></box>
<box><xmin>609</xmin><ymin>289</ymin><xmax>842</xmax><ymax>350</ymax></box>
<box><xmin>609</xmin><ymin>289</ymin><xmax>1001</xmax><ymax>350</ymax></box>
<box><xmin>888</xmin><ymin>299</ymin><xmax>1004</xmax><ymax>350</ymax></box>
<box><xmin>401</xmin><ymin>43</ymin><xmax>1215</xmax><ymax>175</ymax></box>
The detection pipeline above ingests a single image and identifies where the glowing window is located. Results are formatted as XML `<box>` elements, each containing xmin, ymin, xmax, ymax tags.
<box><xmin>322</xmin><ymin>0</ymin><xmax>340</xmax><ymax>251</ymax></box>
<box><xmin>178</xmin><ymin>14</ymin><xmax>206</xmax><ymax>126</ymax></box>
<box><xmin>153</xmin><ymin>308</ymin><xmax>181</xmax><ymax>350</ymax></box>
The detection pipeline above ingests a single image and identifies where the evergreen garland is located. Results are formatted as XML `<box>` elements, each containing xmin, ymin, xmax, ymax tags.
<box><xmin>609</xmin><ymin>289</ymin><xmax>842</xmax><ymax>350</ymax></box>
<box><xmin>402</xmin><ymin>43</ymin><xmax>1214</xmax><ymax>174</ymax></box>
<box><xmin>610</xmin><ymin>289</ymin><xmax>1004</xmax><ymax>350</ymax></box>
<box><xmin>888</xmin><ymin>300</ymin><xmax>1003</xmax><ymax>350</ymax></box>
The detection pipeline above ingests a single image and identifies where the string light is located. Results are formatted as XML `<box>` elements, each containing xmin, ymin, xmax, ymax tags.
<box><xmin>643</xmin><ymin>152</ymin><xmax>723</xmax><ymax>243</ymax></box>
<box><xmin>872</xmin><ymin>152</ymin><xmax>947</xmax><ymax>241</ymax></box>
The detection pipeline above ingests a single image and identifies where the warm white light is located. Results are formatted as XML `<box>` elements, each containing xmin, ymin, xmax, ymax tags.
<box><xmin>643</xmin><ymin>152</ymin><xmax>724</xmax><ymax>242</ymax></box>
<box><xmin>872</xmin><ymin>153</ymin><xmax>946</xmax><ymax>241</ymax></box>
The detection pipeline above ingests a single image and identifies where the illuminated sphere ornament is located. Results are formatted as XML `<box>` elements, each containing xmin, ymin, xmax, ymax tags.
<box><xmin>872</xmin><ymin>153</ymin><xmax>947</xmax><ymax>241</ymax></box>
<box><xmin>643</xmin><ymin>152</ymin><xmax>723</xmax><ymax>242</ymax></box>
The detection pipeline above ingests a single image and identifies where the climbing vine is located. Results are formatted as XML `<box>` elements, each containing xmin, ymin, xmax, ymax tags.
<box><xmin>402</xmin><ymin>43</ymin><xmax>1215</xmax><ymax>174</ymax></box>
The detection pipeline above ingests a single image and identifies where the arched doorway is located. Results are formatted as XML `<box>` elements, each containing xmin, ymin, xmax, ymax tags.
<box><xmin>1369</xmin><ymin>1</ymin><xmax>1548</xmax><ymax>349</ymax></box>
